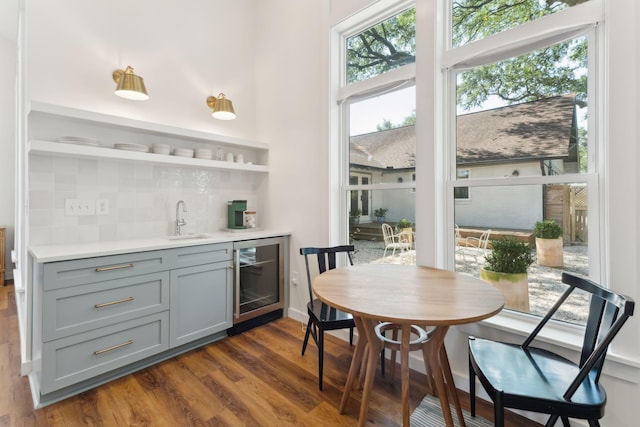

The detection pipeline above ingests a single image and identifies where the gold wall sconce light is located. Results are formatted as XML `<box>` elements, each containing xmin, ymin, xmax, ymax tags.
<box><xmin>112</xmin><ymin>66</ymin><xmax>149</xmax><ymax>100</ymax></box>
<box><xmin>206</xmin><ymin>93</ymin><xmax>236</xmax><ymax>120</ymax></box>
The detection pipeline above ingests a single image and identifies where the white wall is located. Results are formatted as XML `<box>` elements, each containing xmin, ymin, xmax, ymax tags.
<box><xmin>0</xmin><ymin>35</ymin><xmax>16</xmax><ymax>280</ymax></box>
<box><xmin>455</xmin><ymin>162</ymin><xmax>543</xmax><ymax>230</ymax></box>
<box><xmin>254</xmin><ymin>0</ymin><xmax>331</xmax><ymax>319</ymax></box>
<box><xmin>25</xmin><ymin>0</ymin><xmax>258</xmax><ymax>140</ymax></box>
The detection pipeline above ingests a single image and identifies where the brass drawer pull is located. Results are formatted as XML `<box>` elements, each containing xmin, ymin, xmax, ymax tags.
<box><xmin>94</xmin><ymin>296</ymin><xmax>134</xmax><ymax>308</ymax></box>
<box><xmin>95</xmin><ymin>263</ymin><xmax>134</xmax><ymax>272</ymax></box>
<box><xmin>93</xmin><ymin>339</ymin><xmax>134</xmax><ymax>355</ymax></box>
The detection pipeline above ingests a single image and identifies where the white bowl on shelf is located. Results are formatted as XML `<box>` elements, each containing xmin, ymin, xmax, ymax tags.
<box><xmin>173</xmin><ymin>148</ymin><xmax>194</xmax><ymax>158</ymax></box>
<box><xmin>152</xmin><ymin>143</ymin><xmax>171</xmax><ymax>155</ymax></box>
<box><xmin>194</xmin><ymin>148</ymin><xmax>213</xmax><ymax>160</ymax></box>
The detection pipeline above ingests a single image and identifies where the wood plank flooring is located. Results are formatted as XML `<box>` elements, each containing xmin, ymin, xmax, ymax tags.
<box><xmin>0</xmin><ymin>284</ymin><xmax>541</xmax><ymax>426</ymax></box>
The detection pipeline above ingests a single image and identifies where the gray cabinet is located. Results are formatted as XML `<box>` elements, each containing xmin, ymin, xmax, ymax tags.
<box><xmin>37</xmin><ymin>242</ymin><xmax>232</xmax><ymax>398</ymax></box>
<box><xmin>170</xmin><ymin>261</ymin><xmax>232</xmax><ymax>347</ymax></box>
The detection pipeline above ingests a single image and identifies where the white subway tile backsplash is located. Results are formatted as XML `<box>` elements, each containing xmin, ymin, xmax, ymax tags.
<box><xmin>29</xmin><ymin>156</ymin><xmax>258</xmax><ymax>245</ymax></box>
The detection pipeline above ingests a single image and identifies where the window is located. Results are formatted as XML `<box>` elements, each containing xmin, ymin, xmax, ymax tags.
<box><xmin>346</xmin><ymin>7</ymin><xmax>416</xmax><ymax>84</ymax></box>
<box><xmin>452</xmin><ymin>0</ymin><xmax>593</xmax><ymax>47</ymax></box>
<box><xmin>335</xmin><ymin>4</ymin><xmax>417</xmax><ymax>266</ymax></box>
<box><xmin>454</xmin><ymin>169</ymin><xmax>469</xmax><ymax>199</ymax></box>
<box><xmin>447</xmin><ymin>1</ymin><xmax>601</xmax><ymax>325</ymax></box>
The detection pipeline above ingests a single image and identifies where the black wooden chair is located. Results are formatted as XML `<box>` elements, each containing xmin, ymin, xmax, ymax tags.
<box><xmin>300</xmin><ymin>246</ymin><xmax>355</xmax><ymax>390</ymax></box>
<box><xmin>468</xmin><ymin>272</ymin><xmax>634</xmax><ymax>427</ymax></box>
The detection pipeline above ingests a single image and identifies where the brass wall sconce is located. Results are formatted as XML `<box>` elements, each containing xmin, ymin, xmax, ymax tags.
<box><xmin>206</xmin><ymin>93</ymin><xmax>236</xmax><ymax>120</ymax></box>
<box><xmin>112</xmin><ymin>66</ymin><xmax>149</xmax><ymax>100</ymax></box>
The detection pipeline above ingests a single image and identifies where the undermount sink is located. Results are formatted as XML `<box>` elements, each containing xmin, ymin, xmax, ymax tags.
<box><xmin>165</xmin><ymin>233</ymin><xmax>210</xmax><ymax>240</ymax></box>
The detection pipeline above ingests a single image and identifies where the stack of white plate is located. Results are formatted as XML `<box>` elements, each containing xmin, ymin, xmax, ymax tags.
<box><xmin>151</xmin><ymin>143</ymin><xmax>171</xmax><ymax>155</ymax></box>
<box><xmin>174</xmin><ymin>148</ymin><xmax>194</xmax><ymax>158</ymax></box>
<box><xmin>57</xmin><ymin>136</ymin><xmax>100</xmax><ymax>147</ymax></box>
<box><xmin>194</xmin><ymin>148</ymin><xmax>213</xmax><ymax>160</ymax></box>
<box><xmin>114</xmin><ymin>143</ymin><xmax>148</xmax><ymax>153</ymax></box>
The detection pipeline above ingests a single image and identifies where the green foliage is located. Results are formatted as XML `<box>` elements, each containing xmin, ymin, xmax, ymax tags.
<box><xmin>350</xmin><ymin>208</ymin><xmax>362</xmax><ymax>217</ymax></box>
<box><xmin>533</xmin><ymin>220</ymin><xmax>563</xmax><ymax>239</ymax></box>
<box><xmin>456</xmin><ymin>41</ymin><xmax>587</xmax><ymax>111</ymax></box>
<box><xmin>346</xmin><ymin>8</ymin><xmax>416</xmax><ymax>84</ymax></box>
<box><xmin>376</xmin><ymin>111</ymin><xmax>416</xmax><ymax>131</ymax></box>
<box><xmin>452</xmin><ymin>0</ymin><xmax>574</xmax><ymax>48</ymax></box>
<box><xmin>484</xmin><ymin>238</ymin><xmax>534</xmax><ymax>274</ymax></box>
<box><xmin>453</xmin><ymin>0</ymin><xmax>587</xmax><ymax>110</ymax></box>
<box><xmin>396</xmin><ymin>218</ymin><xmax>413</xmax><ymax>229</ymax></box>
<box><xmin>374</xmin><ymin>208</ymin><xmax>388</xmax><ymax>218</ymax></box>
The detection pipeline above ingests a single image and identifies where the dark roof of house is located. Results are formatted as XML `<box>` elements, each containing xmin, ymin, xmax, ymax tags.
<box><xmin>457</xmin><ymin>94</ymin><xmax>576</xmax><ymax>165</ymax></box>
<box><xmin>350</xmin><ymin>125</ymin><xmax>415</xmax><ymax>169</ymax></box>
<box><xmin>349</xmin><ymin>94</ymin><xmax>576</xmax><ymax>169</ymax></box>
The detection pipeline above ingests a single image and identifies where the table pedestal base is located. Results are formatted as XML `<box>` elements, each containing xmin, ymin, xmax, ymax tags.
<box><xmin>339</xmin><ymin>317</ymin><xmax>465</xmax><ymax>427</ymax></box>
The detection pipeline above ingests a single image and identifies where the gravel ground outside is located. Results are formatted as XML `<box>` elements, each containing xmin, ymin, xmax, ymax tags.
<box><xmin>352</xmin><ymin>239</ymin><xmax>589</xmax><ymax>323</ymax></box>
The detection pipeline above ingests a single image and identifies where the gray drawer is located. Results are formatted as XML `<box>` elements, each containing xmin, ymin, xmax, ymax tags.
<box><xmin>41</xmin><ymin>312</ymin><xmax>169</xmax><ymax>394</ymax></box>
<box><xmin>42</xmin><ymin>272</ymin><xmax>169</xmax><ymax>341</ymax></box>
<box><xmin>43</xmin><ymin>250</ymin><xmax>171</xmax><ymax>290</ymax></box>
<box><xmin>167</xmin><ymin>243</ymin><xmax>232</xmax><ymax>268</ymax></box>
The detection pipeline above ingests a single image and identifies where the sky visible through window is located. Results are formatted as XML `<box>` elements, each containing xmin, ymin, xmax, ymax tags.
<box><xmin>349</xmin><ymin>86</ymin><xmax>416</xmax><ymax>136</ymax></box>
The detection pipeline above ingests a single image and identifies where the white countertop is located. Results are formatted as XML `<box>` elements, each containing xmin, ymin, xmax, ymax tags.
<box><xmin>29</xmin><ymin>229</ymin><xmax>291</xmax><ymax>263</ymax></box>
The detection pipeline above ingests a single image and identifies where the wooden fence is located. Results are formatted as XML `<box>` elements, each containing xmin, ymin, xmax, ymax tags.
<box><xmin>545</xmin><ymin>184</ymin><xmax>588</xmax><ymax>244</ymax></box>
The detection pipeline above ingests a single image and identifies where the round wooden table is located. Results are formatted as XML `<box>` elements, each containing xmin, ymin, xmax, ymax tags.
<box><xmin>313</xmin><ymin>264</ymin><xmax>505</xmax><ymax>427</ymax></box>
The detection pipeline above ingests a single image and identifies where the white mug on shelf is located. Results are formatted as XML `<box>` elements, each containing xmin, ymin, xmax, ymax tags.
<box><xmin>236</xmin><ymin>154</ymin><xmax>244</xmax><ymax>164</ymax></box>
<box><xmin>226</xmin><ymin>152</ymin><xmax>234</xmax><ymax>162</ymax></box>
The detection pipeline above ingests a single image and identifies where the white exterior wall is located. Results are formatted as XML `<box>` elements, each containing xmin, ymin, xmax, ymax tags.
<box><xmin>455</xmin><ymin>162</ymin><xmax>543</xmax><ymax>230</ymax></box>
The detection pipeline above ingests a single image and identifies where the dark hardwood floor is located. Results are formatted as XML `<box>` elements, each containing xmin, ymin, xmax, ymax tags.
<box><xmin>0</xmin><ymin>284</ymin><xmax>541</xmax><ymax>426</ymax></box>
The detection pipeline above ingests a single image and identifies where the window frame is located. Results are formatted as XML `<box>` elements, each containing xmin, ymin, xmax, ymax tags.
<box><xmin>332</xmin><ymin>0</ymin><xmax>417</xmax><ymax>246</ymax></box>
<box><xmin>443</xmin><ymin>1</ymin><xmax>605</xmax><ymax>322</ymax></box>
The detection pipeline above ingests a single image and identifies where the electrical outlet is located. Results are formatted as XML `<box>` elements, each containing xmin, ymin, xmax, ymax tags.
<box><xmin>83</xmin><ymin>199</ymin><xmax>95</xmax><ymax>215</ymax></box>
<box><xmin>65</xmin><ymin>198</ymin><xmax>97</xmax><ymax>216</ymax></box>
<box><xmin>96</xmin><ymin>199</ymin><xmax>110</xmax><ymax>215</ymax></box>
<box><xmin>291</xmin><ymin>271</ymin><xmax>299</xmax><ymax>286</ymax></box>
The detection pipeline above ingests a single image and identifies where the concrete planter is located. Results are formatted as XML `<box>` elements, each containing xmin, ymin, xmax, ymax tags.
<box><xmin>480</xmin><ymin>268</ymin><xmax>530</xmax><ymax>312</ymax></box>
<box><xmin>535</xmin><ymin>237</ymin><xmax>563</xmax><ymax>267</ymax></box>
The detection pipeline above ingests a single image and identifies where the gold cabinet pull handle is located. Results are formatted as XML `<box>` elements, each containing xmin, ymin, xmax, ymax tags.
<box><xmin>93</xmin><ymin>339</ymin><xmax>134</xmax><ymax>355</ymax></box>
<box><xmin>94</xmin><ymin>296</ymin><xmax>134</xmax><ymax>308</ymax></box>
<box><xmin>95</xmin><ymin>263</ymin><xmax>134</xmax><ymax>272</ymax></box>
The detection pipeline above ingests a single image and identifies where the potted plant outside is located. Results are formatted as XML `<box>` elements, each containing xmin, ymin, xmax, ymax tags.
<box><xmin>533</xmin><ymin>220</ymin><xmax>563</xmax><ymax>267</ymax></box>
<box><xmin>480</xmin><ymin>237</ymin><xmax>534</xmax><ymax>311</ymax></box>
<box><xmin>374</xmin><ymin>208</ymin><xmax>389</xmax><ymax>222</ymax></box>
<box><xmin>396</xmin><ymin>218</ymin><xmax>414</xmax><ymax>246</ymax></box>
<box><xmin>350</xmin><ymin>208</ymin><xmax>362</xmax><ymax>225</ymax></box>
<box><xmin>396</xmin><ymin>218</ymin><xmax>413</xmax><ymax>231</ymax></box>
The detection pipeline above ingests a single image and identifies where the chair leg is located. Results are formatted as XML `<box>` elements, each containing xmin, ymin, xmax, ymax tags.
<box><xmin>544</xmin><ymin>415</ymin><xmax>559</xmax><ymax>426</ymax></box>
<box><xmin>561</xmin><ymin>416</ymin><xmax>570</xmax><ymax>427</ymax></box>
<box><xmin>469</xmin><ymin>356</ymin><xmax>476</xmax><ymax>417</ymax></box>
<box><xmin>349</xmin><ymin>326</ymin><xmax>354</xmax><ymax>346</ymax></box>
<box><xmin>301</xmin><ymin>318</ymin><xmax>313</xmax><ymax>355</ymax></box>
<box><xmin>318</xmin><ymin>326</ymin><xmax>325</xmax><ymax>390</ymax></box>
<box><xmin>494</xmin><ymin>390</ymin><xmax>505</xmax><ymax>427</ymax></box>
<box><xmin>380</xmin><ymin>328</ymin><xmax>385</xmax><ymax>376</ymax></box>
<box><xmin>587</xmin><ymin>420</ymin><xmax>600</xmax><ymax>427</ymax></box>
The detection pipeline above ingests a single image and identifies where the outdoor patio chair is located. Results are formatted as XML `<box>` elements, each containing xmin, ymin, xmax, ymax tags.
<box><xmin>458</xmin><ymin>228</ymin><xmax>491</xmax><ymax>263</ymax></box>
<box><xmin>300</xmin><ymin>245</ymin><xmax>355</xmax><ymax>390</ymax></box>
<box><xmin>468</xmin><ymin>272</ymin><xmax>635</xmax><ymax>427</ymax></box>
<box><xmin>382</xmin><ymin>223</ymin><xmax>412</xmax><ymax>258</ymax></box>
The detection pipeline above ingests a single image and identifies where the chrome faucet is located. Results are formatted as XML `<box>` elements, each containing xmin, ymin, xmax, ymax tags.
<box><xmin>175</xmin><ymin>200</ymin><xmax>187</xmax><ymax>235</ymax></box>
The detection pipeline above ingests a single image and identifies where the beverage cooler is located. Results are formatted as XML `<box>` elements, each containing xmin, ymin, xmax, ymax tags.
<box><xmin>228</xmin><ymin>237</ymin><xmax>285</xmax><ymax>335</ymax></box>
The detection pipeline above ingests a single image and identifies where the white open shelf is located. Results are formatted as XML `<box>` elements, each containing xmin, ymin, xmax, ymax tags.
<box><xmin>29</xmin><ymin>140</ymin><xmax>269</xmax><ymax>172</ymax></box>
<box><xmin>27</xmin><ymin>101</ymin><xmax>269</xmax><ymax>172</ymax></box>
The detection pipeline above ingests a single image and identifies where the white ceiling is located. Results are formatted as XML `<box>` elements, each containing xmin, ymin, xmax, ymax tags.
<box><xmin>0</xmin><ymin>0</ymin><xmax>19</xmax><ymax>42</ymax></box>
